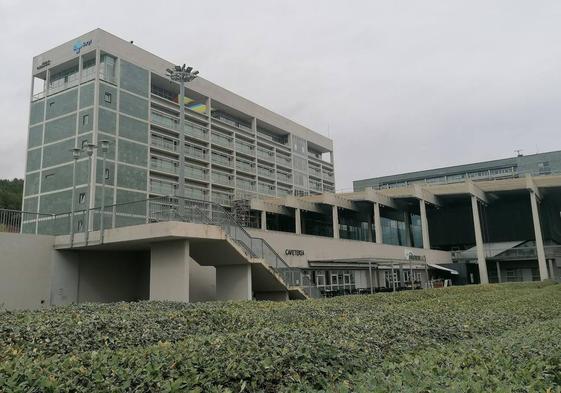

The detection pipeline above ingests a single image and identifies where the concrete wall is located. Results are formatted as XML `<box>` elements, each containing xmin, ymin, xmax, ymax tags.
<box><xmin>189</xmin><ymin>259</ymin><xmax>216</xmax><ymax>302</ymax></box>
<box><xmin>247</xmin><ymin>229</ymin><xmax>452</xmax><ymax>268</ymax></box>
<box><xmin>0</xmin><ymin>233</ymin><xmax>55</xmax><ymax>310</ymax></box>
<box><xmin>77</xmin><ymin>251</ymin><xmax>150</xmax><ymax>303</ymax></box>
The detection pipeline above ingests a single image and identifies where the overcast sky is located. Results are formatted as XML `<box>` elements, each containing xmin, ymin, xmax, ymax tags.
<box><xmin>1</xmin><ymin>0</ymin><xmax>561</xmax><ymax>191</ymax></box>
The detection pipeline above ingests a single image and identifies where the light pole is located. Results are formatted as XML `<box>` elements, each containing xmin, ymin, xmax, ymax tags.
<box><xmin>99</xmin><ymin>140</ymin><xmax>110</xmax><ymax>243</ymax></box>
<box><xmin>84</xmin><ymin>142</ymin><xmax>97</xmax><ymax>246</ymax></box>
<box><xmin>165</xmin><ymin>64</ymin><xmax>199</xmax><ymax>202</ymax></box>
<box><xmin>69</xmin><ymin>147</ymin><xmax>82</xmax><ymax>247</ymax></box>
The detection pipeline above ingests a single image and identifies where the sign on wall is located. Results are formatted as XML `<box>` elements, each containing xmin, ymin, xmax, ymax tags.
<box><xmin>285</xmin><ymin>249</ymin><xmax>305</xmax><ymax>256</ymax></box>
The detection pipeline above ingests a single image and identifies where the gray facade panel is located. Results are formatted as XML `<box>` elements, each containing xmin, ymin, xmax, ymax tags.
<box><xmin>120</xmin><ymin>60</ymin><xmax>149</xmax><ymax>97</ymax></box>
<box><xmin>119</xmin><ymin>91</ymin><xmax>148</xmax><ymax>120</ymax></box>
<box><xmin>78</xmin><ymin>109</ymin><xmax>93</xmax><ymax>134</ymax></box>
<box><xmin>118</xmin><ymin>139</ymin><xmax>148</xmax><ymax>167</ymax></box>
<box><xmin>98</xmin><ymin>108</ymin><xmax>116</xmax><ymax>135</ymax></box>
<box><xmin>44</xmin><ymin>114</ymin><xmax>76</xmax><ymax>144</ymax></box>
<box><xmin>28</xmin><ymin>125</ymin><xmax>43</xmax><ymax>149</ymax></box>
<box><xmin>119</xmin><ymin>114</ymin><xmax>148</xmax><ymax>143</ymax></box>
<box><xmin>42</xmin><ymin>139</ymin><xmax>75</xmax><ymax>168</ymax></box>
<box><xmin>99</xmin><ymin>83</ymin><xmax>117</xmax><ymax>110</ymax></box>
<box><xmin>29</xmin><ymin>100</ymin><xmax>45</xmax><ymax>125</ymax></box>
<box><xmin>46</xmin><ymin>89</ymin><xmax>78</xmax><ymax>120</ymax></box>
<box><xmin>26</xmin><ymin>148</ymin><xmax>42</xmax><ymax>172</ymax></box>
<box><xmin>79</xmin><ymin>82</ymin><xmax>95</xmax><ymax>109</ymax></box>
<box><xmin>116</xmin><ymin>164</ymin><xmax>147</xmax><ymax>191</ymax></box>
<box><xmin>25</xmin><ymin>172</ymin><xmax>40</xmax><ymax>195</ymax></box>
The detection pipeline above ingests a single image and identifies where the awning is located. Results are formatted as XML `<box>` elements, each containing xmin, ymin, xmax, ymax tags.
<box><xmin>428</xmin><ymin>264</ymin><xmax>459</xmax><ymax>275</ymax></box>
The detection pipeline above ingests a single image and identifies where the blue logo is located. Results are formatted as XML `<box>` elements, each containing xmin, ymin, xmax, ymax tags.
<box><xmin>73</xmin><ymin>39</ymin><xmax>92</xmax><ymax>54</ymax></box>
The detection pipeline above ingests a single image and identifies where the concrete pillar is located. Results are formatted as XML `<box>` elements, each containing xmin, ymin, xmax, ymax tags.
<box><xmin>367</xmin><ymin>212</ymin><xmax>373</xmax><ymax>242</ymax></box>
<box><xmin>260</xmin><ymin>210</ymin><xmax>267</xmax><ymax>231</ymax></box>
<box><xmin>295</xmin><ymin>208</ymin><xmax>302</xmax><ymax>235</ymax></box>
<box><xmin>529</xmin><ymin>191</ymin><xmax>549</xmax><ymax>280</ymax></box>
<box><xmin>150</xmin><ymin>240</ymin><xmax>190</xmax><ymax>302</ymax></box>
<box><xmin>332</xmin><ymin>205</ymin><xmax>339</xmax><ymax>239</ymax></box>
<box><xmin>419</xmin><ymin>200</ymin><xmax>430</xmax><ymax>250</ymax></box>
<box><xmin>470</xmin><ymin>195</ymin><xmax>489</xmax><ymax>284</ymax></box>
<box><xmin>374</xmin><ymin>202</ymin><xmax>382</xmax><ymax>244</ymax></box>
<box><xmin>399</xmin><ymin>264</ymin><xmax>404</xmax><ymax>288</ymax></box>
<box><xmin>548</xmin><ymin>259</ymin><xmax>555</xmax><ymax>280</ymax></box>
<box><xmin>403</xmin><ymin>211</ymin><xmax>412</xmax><ymax>247</ymax></box>
<box><xmin>496</xmin><ymin>260</ymin><xmax>502</xmax><ymax>283</ymax></box>
<box><xmin>216</xmin><ymin>264</ymin><xmax>252</xmax><ymax>301</ymax></box>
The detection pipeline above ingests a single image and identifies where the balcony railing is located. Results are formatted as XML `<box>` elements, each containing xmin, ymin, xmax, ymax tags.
<box><xmin>211</xmin><ymin>112</ymin><xmax>253</xmax><ymax>133</ymax></box>
<box><xmin>185</xmin><ymin>144</ymin><xmax>208</xmax><ymax>161</ymax></box>
<box><xmin>257</xmin><ymin>147</ymin><xmax>275</xmax><ymax>161</ymax></box>
<box><xmin>150</xmin><ymin>158</ymin><xmax>179</xmax><ymax>175</ymax></box>
<box><xmin>212</xmin><ymin>171</ymin><xmax>235</xmax><ymax>187</ymax></box>
<box><xmin>185</xmin><ymin>122</ymin><xmax>209</xmax><ymax>141</ymax></box>
<box><xmin>323</xmin><ymin>173</ymin><xmax>334</xmax><ymax>182</ymax></box>
<box><xmin>309</xmin><ymin>166</ymin><xmax>322</xmax><ymax>177</ymax></box>
<box><xmin>277</xmin><ymin>171</ymin><xmax>292</xmax><ymax>183</ymax></box>
<box><xmin>152</xmin><ymin>111</ymin><xmax>179</xmax><ymax>131</ymax></box>
<box><xmin>276</xmin><ymin>155</ymin><xmax>292</xmax><ymax>167</ymax></box>
<box><xmin>236</xmin><ymin>160</ymin><xmax>256</xmax><ymax>174</ymax></box>
<box><xmin>258</xmin><ymin>166</ymin><xmax>275</xmax><ymax>178</ymax></box>
<box><xmin>277</xmin><ymin>187</ymin><xmax>292</xmax><ymax>196</ymax></box>
<box><xmin>258</xmin><ymin>183</ymin><xmax>276</xmax><ymax>196</ymax></box>
<box><xmin>211</xmin><ymin>153</ymin><xmax>234</xmax><ymax>168</ymax></box>
<box><xmin>236</xmin><ymin>140</ymin><xmax>255</xmax><ymax>156</ymax></box>
<box><xmin>211</xmin><ymin>192</ymin><xmax>233</xmax><ymax>206</ymax></box>
<box><xmin>211</xmin><ymin>132</ymin><xmax>233</xmax><ymax>148</ymax></box>
<box><xmin>150</xmin><ymin>180</ymin><xmax>177</xmax><ymax>195</ymax></box>
<box><xmin>185</xmin><ymin>187</ymin><xmax>209</xmax><ymax>201</ymax></box>
<box><xmin>151</xmin><ymin>134</ymin><xmax>178</xmax><ymax>153</ymax></box>
<box><xmin>237</xmin><ymin>180</ymin><xmax>256</xmax><ymax>192</ymax></box>
<box><xmin>185</xmin><ymin>166</ymin><xmax>209</xmax><ymax>181</ymax></box>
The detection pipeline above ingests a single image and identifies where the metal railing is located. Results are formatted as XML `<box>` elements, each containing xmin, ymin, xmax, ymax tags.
<box><xmin>0</xmin><ymin>209</ymin><xmax>55</xmax><ymax>234</ymax></box>
<box><xmin>0</xmin><ymin>197</ymin><xmax>320</xmax><ymax>298</ymax></box>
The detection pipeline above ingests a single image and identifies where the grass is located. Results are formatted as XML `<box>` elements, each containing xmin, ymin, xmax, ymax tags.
<box><xmin>0</xmin><ymin>282</ymin><xmax>560</xmax><ymax>392</ymax></box>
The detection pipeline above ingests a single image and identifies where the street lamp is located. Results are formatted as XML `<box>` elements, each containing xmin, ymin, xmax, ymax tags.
<box><xmin>84</xmin><ymin>142</ymin><xmax>97</xmax><ymax>246</ymax></box>
<box><xmin>99</xmin><ymin>140</ymin><xmax>110</xmax><ymax>243</ymax></box>
<box><xmin>165</xmin><ymin>64</ymin><xmax>199</xmax><ymax>200</ymax></box>
<box><xmin>69</xmin><ymin>147</ymin><xmax>82</xmax><ymax>247</ymax></box>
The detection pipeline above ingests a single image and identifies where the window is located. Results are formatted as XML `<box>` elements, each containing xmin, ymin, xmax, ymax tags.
<box><xmin>49</xmin><ymin>101</ymin><xmax>55</xmax><ymax>107</ymax></box>
<box><xmin>538</xmin><ymin>161</ymin><xmax>551</xmax><ymax>175</ymax></box>
<box><xmin>82</xmin><ymin>114</ymin><xmax>89</xmax><ymax>126</ymax></box>
<box><xmin>81</xmin><ymin>140</ymin><xmax>88</xmax><ymax>149</ymax></box>
<box><xmin>77</xmin><ymin>220</ymin><xmax>83</xmax><ymax>231</ymax></box>
<box><xmin>104</xmin><ymin>92</ymin><xmax>112</xmax><ymax>103</ymax></box>
<box><xmin>78</xmin><ymin>192</ymin><xmax>86</xmax><ymax>204</ymax></box>
<box><xmin>104</xmin><ymin>168</ymin><xmax>110</xmax><ymax>180</ymax></box>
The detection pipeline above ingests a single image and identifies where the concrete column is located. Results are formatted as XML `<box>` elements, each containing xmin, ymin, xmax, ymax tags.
<box><xmin>332</xmin><ymin>205</ymin><xmax>339</xmax><ymax>239</ymax></box>
<box><xmin>260</xmin><ymin>210</ymin><xmax>267</xmax><ymax>231</ymax></box>
<box><xmin>374</xmin><ymin>202</ymin><xmax>382</xmax><ymax>244</ymax></box>
<box><xmin>216</xmin><ymin>264</ymin><xmax>252</xmax><ymax>301</ymax></box>
<box><xmin>399</xmin><ymin>264</ymin><xmax>404</xmax><ymax>288</ymax></box>
<box><xmin>295</xmin><ymin>208</ymin><xmax>302</xmax><ymax>235</ymax></box>
<box><xmin>150</xmin><ymin>240</ymin><xmax>190</xmax><ymax>302</ymax></box>
<box><xmin>403</xmin><ymin>211</ymin><xmax>412</xmax><ymax>247</ymax></box>
<box><xmin>548</xmin><ymin>259</ymin><xmax>555</xmax><ymax>280</ymax></box>
<box><xmin>367</xmin><ymin>212</ymin><xmax>373</xmax><ymax>242</ymax></box>
<box><xmin>470</xmin><ymin>195</ymin><xmax>489</xmax><ymax>284</ymax></box>
<box><xmin>496</xmin><ymin>260</ymin><xmax>502</xmax><ymax>283</ymax></box>
<box><xmin>419</xmin><ymin>200</ymin><xmax>430</xmax><ymax>250</ymax></box>
<box><xmin>529</xmin><ymin>191</ymin><xmax>549</xmax><ymax>280</ymax></box>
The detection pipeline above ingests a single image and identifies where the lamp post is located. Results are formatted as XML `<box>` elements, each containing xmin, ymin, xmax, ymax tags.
<box><xmin>69</xmin><ymin>147</ymin><xmax>82</xmax><ymax>247</ymax></box>
<box><xmin>99</xmin><ymin>140</ymin><xmax>110</xmax><ymax>243</ymax></box>
<box><xmin>165</xmin><ymin>64</ymin><xmax>199</xmax><ymax>202</ymax></box>
<box><xmin>84</xmin><ymin>142</ymin><xmax>97</xmax><ymax>246</ymax></box>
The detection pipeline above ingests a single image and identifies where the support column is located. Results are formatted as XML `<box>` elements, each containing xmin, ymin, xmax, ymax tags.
<box><xmin>260</xmin><ymin>210</ymin><xmax>267</xmax><ymax>231</ymax></box>
<box><xmin>404</xmin><ymin>211</ymin><xmax>412</xmax><ymax>246</ymax></box>
<box><xmin>419</xmin><ymin>200</ymin><xmax>430</xmax><ymax>250</ymax></box>
<box><xmin>332</xmin><ymin>205</ymin><xmax>339</xmax><ymax>239</ymax></box>
<box><xmin>150</xmin><ymin>240</ymin><xmax>190</xmax><ymax>302</ymax></box>
<box><xmin>374</xmin><ymin>202</ymin><xmax>382</xmax><ymax>244</ymax></box>
<box><xmin>548</xmin><ymin>259</ymin><xmax>555</xmax><ymax>280</ymax></box>
<box><xmin>496</xmin><ymin>261</ymin><xmax>502</xmax><ymax>283</ymax></box>
<box><xmin>216</xmin><ymin>264</ymin><xmax>252</xmax><ymax>301</ymax></box>
<box><xmin>367</xmin><ymin>212</ymin><xmax>373</xmax><ymax>242</ymax></box>
<box><xmin>529</xmin><ymin>191</ymin><xmax>549</xmax><ymax>280</ymax></box>
<box><xmin>399</xmin><ymin>264</ymin><xmax>404</xmax><ymax>288</ymax></box>
<box><xmin>471</xmin><ymin>195</ymin><xmax>489</xmax><ymax>284</ymax></box>
<box><xmin>295</xmin><ymin>208</ymin><xmax>302</xmax><ymax>235</ymax></box>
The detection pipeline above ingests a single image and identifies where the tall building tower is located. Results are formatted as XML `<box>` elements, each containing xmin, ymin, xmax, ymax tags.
<box><xmin>23</xmin><ymin>29</ymin><xmax>335</xmax><ymax>233</ymax></box>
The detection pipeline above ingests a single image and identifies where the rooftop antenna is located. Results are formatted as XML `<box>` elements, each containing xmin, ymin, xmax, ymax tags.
<box><xmin>514</xmin><ymin>149</ymin><xmax>524</xmax><ymax>157</ymax></box>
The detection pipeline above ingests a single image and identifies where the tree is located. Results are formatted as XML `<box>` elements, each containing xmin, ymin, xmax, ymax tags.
<box><xmin>0</xmin><ymin>178</ymin><xmax>24</xmax><ymax>210</ymax></box>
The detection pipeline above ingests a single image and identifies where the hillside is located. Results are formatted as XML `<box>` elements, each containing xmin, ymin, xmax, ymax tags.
<box><xmin>0</xmin><ymin>178</ymin><xmax>23</xmax><ymax>210</ymax></box>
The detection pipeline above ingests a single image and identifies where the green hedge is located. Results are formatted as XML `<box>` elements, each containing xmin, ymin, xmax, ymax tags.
<box><xmin>1</xmin><ymin>282</ymin><xmax>560</xmax><ymax>392</ymax></box>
